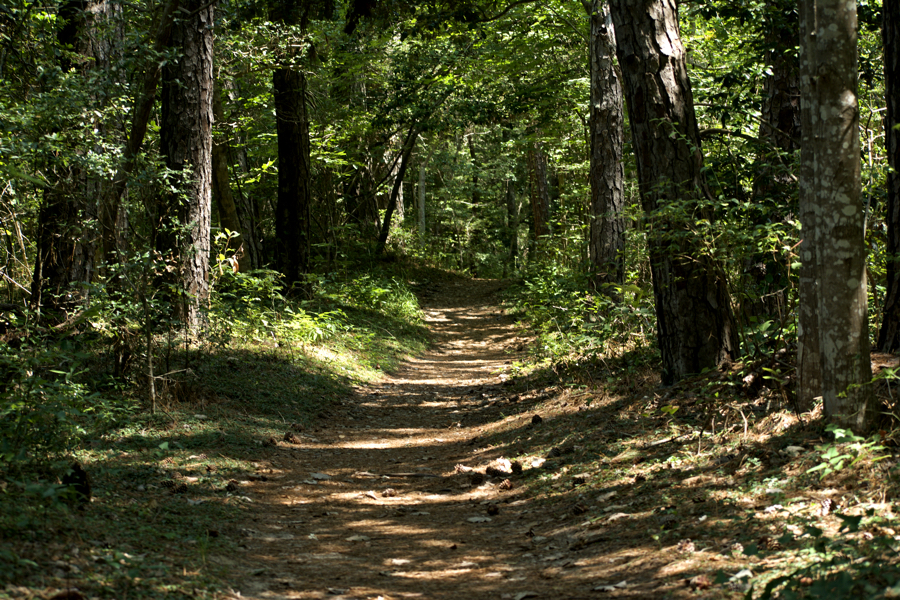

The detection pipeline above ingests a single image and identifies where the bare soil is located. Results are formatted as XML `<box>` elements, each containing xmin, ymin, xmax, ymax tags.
<box><xmin>214</xmin><ymin>279</ymin><xmax>724</xmax><ymax>600</ymax></box>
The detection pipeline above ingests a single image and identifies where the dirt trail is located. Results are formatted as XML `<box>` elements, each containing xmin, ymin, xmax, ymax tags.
<box><xmin>217</xmin><ymin>280</ymin><xmax>672</xmax><ymax>600</ymax></box>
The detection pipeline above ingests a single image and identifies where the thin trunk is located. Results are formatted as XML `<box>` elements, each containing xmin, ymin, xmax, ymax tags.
<box><xmin>527</xmin><ymin>141</ymin><xmax>551</xmax><ymax>239</ymax></box>
<box><xmin>507</xmin><ymin>180</ymin><xmax>519</xmax><ymax>270</ymax></box>
<box><xmin>796</xmin><ymin>0</ymin><xmax>821</xmax><ymax>410</ymax></box>
<box><xmin>468</xmin><ymin>134</ymin><xmax>482</xmax><ymax>213</ymax></box>
<box><xmin>100</xmin><ymin>0</ymin><xmax>180</xmax><ymax>264</ymax></box>
<box><xmin>211</xmin><ymin>82</ymin><xmax>263</xmax><ymax>271</ymax></box>
<box><xmin>158</xmin><ymin>0</ymin><xmax>214</xmax><ymax>329</ymax></box>
<box><xmin>418</xmin><ymin>163</ymin><xmax>426</xmax><ymax>244</ymax></box>
<box><xmin>878</xmin><ymin>0</ymin><xmax>900</xmax><ymax>352</ymax></box>
<box><xmin>376</xmin><ymin>126</ymin><xmax>418</xmax><ymax>255</ymax></box>
<box><xmin>586</xmin><ymin>0</ymin><xmax>625</xmax><ymax>294</ymax></box>
<box><xmin>609</xmin><ymin>0</ymin><xmax>738</xmax><ymax>383</ymax></box>
<box><xmin>799</xmin><ymin>0</ymin><xmax>873</xmax><ymax>431</ymax></box>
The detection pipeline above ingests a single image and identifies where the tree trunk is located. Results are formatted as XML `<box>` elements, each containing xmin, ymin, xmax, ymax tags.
<box><xmin>272</xmin><ymin>67</ymin><xmax>311</xmax><ymax>287</ymax></box>
<box><xmin>527</xmin><ymin>141</ymin><xmax>551</xmax><ymax>239</ymax></box>
<box><xmin>745</xmin><ymin>0</ymin><xmax>800</xmax><ymax>321</ymax></box>
<box><xmin>878</xmin><ymin>0</ymin><xmax>900</xmax><ymax>352</ymax></box>
<box><xmin>31</xmin><ymin>0</ymin><xmax>121</xmax><ymax>315</ymax></box>
<box><xmin>609</xmin><ymin>0</ymin><xmax>738</xmax><ymax>384</ymax></box>
<box><xmin>100</xmin><ymin>0</ymin><xmax>180</xmax><ymax>264</ymax></box>
<box><xmin>211</xmin><ymin>82</ymin><xmax>263</xmax><ymax>271</ymax></box>
<box><xmin>418</xmin><ymin>163</ymin><xmax>426</xmax><ymax>245</ymax></box>
<box><xmin>158</xmin><ymin>0</ymin><xmax>214</xmax><ymax>329</ymax></box>
<box><xmin>376</xmin><ymin>126</ymin><xmax>418</xmax><ymax>255</ymax></box>
<box><xmin>755</xmin><ymin>0</ymin><xmax>801</xmax><ymax>190</ymax></box>
<box><xmin>390</xmin><ymin>145</ymin><xmax>405</xmax><ymax>223</ymax></box>
<box><xmin>799</xmin><ymin>0</ymin><xmax>873</xmax><ymax>431</ymax></box>
<box><xmin>796</xmin><ymin>0</ymin><xmax>821</xmax><ymax>410</ymax></box>
<box><xmin>585</xmin><ymin>0</ymin><xmax>625</xmax><ymax>295</ymax></box>
<box><xmin>507</xmin><ymin>179</ymin><xmax>519</xmax><ymax>270</ymax></box>
<box><xmin>270</xmin><ymin>0</ymin><xmax>312</xmax><ymax>289</ymax></box>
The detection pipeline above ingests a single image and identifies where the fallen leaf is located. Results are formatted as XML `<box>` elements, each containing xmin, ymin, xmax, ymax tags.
<box><xmin>346</xmin><ymin>535</ymin><xmax>370</xmax><ymax>542</ymax></box>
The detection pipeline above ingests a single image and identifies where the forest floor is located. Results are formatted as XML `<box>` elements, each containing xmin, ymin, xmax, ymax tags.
<box><xmin>6</xmin><ymin>275</ymin><xmax>900</xmax><ymax>600</ymax></box>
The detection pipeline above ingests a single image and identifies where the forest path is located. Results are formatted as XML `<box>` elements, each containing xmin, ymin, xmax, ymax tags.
<box><xmin>215</xmin><ymin>279</ymin><xmax>674</xmax><ymax>600</ymax></box>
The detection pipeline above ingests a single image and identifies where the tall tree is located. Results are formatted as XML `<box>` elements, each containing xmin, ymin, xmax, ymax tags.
<box><xmin>375</xmin><ymin>125</ymin><xmax>419</xmax><ymax>255</ymax></box>
<box><xmin>527</xmin><ymin>140</ymin><xmax>551</xmax><ymax>239</ymax></box>
<box><xmin>878</xmin><ymin>0</ymin><xmax>900</xmax><ymax>352</ymax></box>
<box><xmin>211</xmin><ymin>82</ymin><xmax>262</xmax><ymax>271</ymax></box>
<box><xmin>609</xmin><ymin>0</ymin><xmax>738</xmax><ymax>384</ymax></box>
<box><xmin>100</xmin><ymin>0</ymin><xmax>180</xmax><ymax>264</ymax></box>
<box><xmin>158</xmin><ymin>0</ymin><xmax>214</xmax><ymax>328</ymax></box>
<box><xmin>584</xmin><ymin>0</ymin><xmax>625</xmax><ymax>294</ymax></box>
<box><xmin>798</xmin><ymin>0</ymin><xmax>873</xmax><ymax>430</ymax></box>
<box><xmin>271</xmin><ymin>0</ymin><xmax>313</xmax><ymax>289</ymax></box>
<box><xmin>754</xmin><ymin>0</ymin><xmax>801</xmax><ymax>197</ymax></box>
<box><xmin>31</xmin><ymin>0</ymin><xmax>121</xmax><ymax>314</ymax></box>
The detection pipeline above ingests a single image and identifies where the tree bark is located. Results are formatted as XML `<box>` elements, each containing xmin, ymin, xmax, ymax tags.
<box><xmin>609</xmin><ymin>0</ymin><xmax>738</xmax><ymax>384</ymax></box>
<box><xmin>418</xmin><ymin>163</ymin><xmax>426</xmax><ymax>245</ymax></box>
<box><xmin>507</xmin><ymin>178</ymin><xmax>519</xmax><ymax>270</ymax></box>
<box><xmin>878</xmin><ymin>0</ymin><xmax>900</xmax><ymax>352</ymax></box>
<box><xmin>32</xmin><ymin>0</ymin><xmax>121</xmax><ymax>315</ymax></box>
<box><xmin>755</xmin><ymin>0</ymin><xmax>801</xmax><ymax>191</ymax></box>
<box><xmin>211</xmin><ymin>82</ymin><xmax>263</xmax><ymax>271</ymax></box>
<box><xmin>799</xmin><ymin>0</ymin><xmax>873</xmax><ymax>431</ymax></box>
<box><xmin>158</xmin><ymin>0</ymin><xmax>214</xmax><ymax>329</ymax></box>
<box><xmin>527</xmin><ymin>141</ymin><xmax>551</xmax><ymax>239</ymax></box>
<box><xmin>744</xmin><ymin>0</ymin><xmax>800</xmax><ymax>321</ymax></box>
<box><xmin>268</xmin><ymin>0</ymin><xmax>314</xmax><ymax>288</ymax></box>
<box><xmin>585</xmin><ymin>0</ymin><xmax>625</xmax><ymax>295</ymax></box>
<box><xmin>796</xmin><ymin>0</ymin><xmax>821</xmax><ymax>410</ymax></box>
<box><xmin>100</xmin><ymin>0</ymin><xmax>180</xmax><ymax>264</ymax></box>
<box><xmin>376</xmin><ymin>126</ymin><xmax>418</xmax><ymax>255</ymax></box>
<box><xmin>272</xmin><ymin>67</ymin><xmax>312</xmax><ymax>286</ymax></box>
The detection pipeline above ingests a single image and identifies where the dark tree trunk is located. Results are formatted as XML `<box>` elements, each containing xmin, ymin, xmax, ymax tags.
<box><xmin>158</xmin><ymin>0</ymin><xmax>214</xmax><ymax>329</ymax></box>
<box><xmin>799</xmin><ymin>0</ymin><xmax>873</xmax><ymax>431</ymax></box>
<box><xmin>272</xmin><ymin>67</ymin><xmax>311</xmax><ymax>287</ymax></box>
<box><xmin>745</xmin><ymin>0</ymin><xmax>800</xmax><ymax>321</ymax></box>
<box><xmin>796</xmin><ymin>0</ymin><xmax>821</xmax><ymax>409</ymax></box>
<box><xmin>418</xmin><ymin>162</ymin><xmax>426</xmax><ymax>244</ymax></box>
<box><xmin>269</xmin><ymin>0</ymin><xmax>313</xmax><ymax>288</ymax></box>
<box><xmin>755</xmin><ymin>0</ymin><xmax>801</xmax><ymax>192</ymax></box>
<box><xmin>32</xmin><ymin>0</ymin><xmax>121</xmax><ymax>315</ymax></box>
<box><xmin>211</xmin><ymin>83</ymin><xmax>262</xmax><ymax>271</ymax></box>
<box><xmin>609</xmin><ymin>0</ymin><xmax>738</xmax><ymax>384</ymax></box>
<box><xmin>468</xmin><ymin>134</ymin><xmax>482</xmax><ymax>213</ymax></box>
<box><xmin>585</xmin><ymin>0</ymin><xmax>625</xmax><ymax>295</ymax></box>
<box><xmin>376</xmin><ymin>127</ymin><xmax>418</xmax><ymax>255</ymax></box>
<box><xmin>506</xmin><ymin>179</ymin><xmax>519</xmax><ymax>270</ymax></box>
<box><xmin>878</xmin><ymin>0</ymin><xmax>900</xmax><ymax>353</ymax></box>
<box><xmin>527</xmin><ymin>141</ymin><xmax>551</xmax><ymax>239</ymax></box>
<box><xmin>100</xmin><ymin>0</ymin><xmax>179</xmax><ymax>264</ymax></box>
